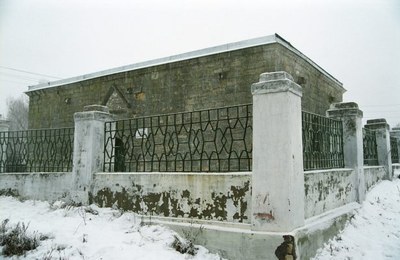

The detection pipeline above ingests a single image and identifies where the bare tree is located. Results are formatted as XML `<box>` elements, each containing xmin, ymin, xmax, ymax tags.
<box><xmin>6</xmin><ymin>95</ymin><xmax>29</xmax><ymax>131</ymax></box>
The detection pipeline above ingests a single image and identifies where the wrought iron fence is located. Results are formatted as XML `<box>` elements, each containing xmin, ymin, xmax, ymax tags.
<box><xmin>302</xmin><ymin>111</ymin><xmax>344</xmax><ymax>171</ymax></box>
<box><xmin>0</xmin><ymin>128</ymin><xmax>74</xmax><ymax>173</ymax></box>
<box><xmin>363</xmin><ymin>128</ymin><xmax>379</xmax><ymax>166</ymax></box>
<box><xmin>104</xmin><ymin>104</ymin><xmax>252</xmax><ymax>172</ymax></box>
<box><xmin>391</xmin><ymin>137</ymin><xmax>399</xmax><ymax>163</ymax></box>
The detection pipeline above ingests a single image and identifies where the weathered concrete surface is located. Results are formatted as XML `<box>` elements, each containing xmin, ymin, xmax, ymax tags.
<box><xmin>141</xmin><ymin>202</ymin><xmax>358</xmax><ymax>260</ymax></box>
<box><xmin>391</xmin><ymin>129</ymin><xmax>400</xmax><ymax>164</ymax></box>
<box><xmin>0</xmin><ymin>168</ymin><xmax>365</xmax><ymax>260</ymax></box>
<box><xmin>304</xmin><ymin>169</ymin><xmax>356</xmax><ymax>218</ymax></box>
<box><xmin>72</xmin><ymin>108</ymin><xmax>113</xmax><ymax>204</ymax></box>
<box><xmin>0</xmin><ymin>117</ymin><xmax>9</xmax><ymax>173</ymax></box>
<box><xmin>91</xmin><ymin>172</ymin><xmax>251</xmax><ymax>223</ymax></box>
<box><xmin>364</xmin><ymin>166</ymin><xmax>386</xmax><ymax>191</ymax></box>
<box><xmin>251</xmin><ymin>72</ymin><xmax>304</xmax><ymax>232</ymax></box>
<box><xmin>0</xmin><ymin>172</ymin><xmax>72</xmax><ymax>201</ymax></box>
<box><xmin>296</xmin><ymin>202</ymin><xmax>359</xmax><ymax>260</ymax></box>
<box><xmin>365</xmin><ymin>119</ymin><xmax>393</xmax><ymax>180</ymax></box>
<box><xmin>153</xmin><ymin>220</ymin><xmax>293</xmax><ymax>260</ymax></box>
<box><xmin>327</xmin><ymin>102</ymin><xmax>365</xmax><ymax>202</ymax></box>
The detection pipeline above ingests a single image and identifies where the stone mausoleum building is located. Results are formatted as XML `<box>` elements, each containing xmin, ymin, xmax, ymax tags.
<box><xmin>26</xmin><ymin>34</ymin><xmax>345</xmax><ymax>129</ymax></box>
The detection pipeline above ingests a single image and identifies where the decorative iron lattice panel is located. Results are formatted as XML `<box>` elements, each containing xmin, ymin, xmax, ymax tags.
<box><xmin>363</xmin><ymin>128</ymin><xmax>379</xmax><ymax>166</ymax></box>
<box><xmin>104</xmin><ymin>104</ymin><xmax>252</xmax><ymax>172</ymax></box>
<box><xmin>390</xmin><ymin>137</ymin><xmax>399</xmax><ymax>163</ymax></box>
<box><xmin>302</xmin><ymin>111</ymin><xmax>344</xmax><ymax>171</ymax></box>
<box><xmin>0</xmin><ymin>128</ymin><xmax>74</xmax><ymax>173</ymax></box>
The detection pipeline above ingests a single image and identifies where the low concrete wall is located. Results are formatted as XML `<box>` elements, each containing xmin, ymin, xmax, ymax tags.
<box><xmin>0</xmin><ymin>172</ymin><xmax>72</xmax><ymax>201</ymax></box>
<box><xmin>296</xmin><ymin>202</ymin><xmax>359</xmax><ymax>260</ymax></box>
<box><xmin>0</xmin><ymin>167</ymin><xmax>388</xmax><ymax>259</ymax></box>
<box><xmin>363</xmin><ymin>166</ymin><xmax>386</xmax><ymax>191</ymax></box>
<box><xmin>159</xmin><ymin>220</ymin><xmax>289</xmax><ymax>260</ymax></box>
<box><xmin>304</xmin><ymin>169</ymin><xmax>356</xmax><ymax>219</ymax></box>
<box><xmin>91</xmin><ymin>172</ymin><xmax>252</xmax><ymax>223</ymax></box>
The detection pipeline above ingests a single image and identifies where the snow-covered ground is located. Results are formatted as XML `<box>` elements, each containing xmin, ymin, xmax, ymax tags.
<box><xmin>0</xmin><ymin>198</ymin><xmax>222</xmax><ymax>260</ymax></box>
<box><xmin>0</xmin><ymin>173</ymin><xmax>399</xmax><ymax>259</ymax></box>
<box><xmin>313</xmin><ymin>173</ymin><xmax>400</xmax><ymax>259</ymax></box>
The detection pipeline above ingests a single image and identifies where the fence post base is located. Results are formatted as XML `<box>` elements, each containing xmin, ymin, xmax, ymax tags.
<box><xmin>251</xmin><ymin>71</ymin><xmax>304</xmax><ymax>232</ymax></box>
<box><xmin>71</xmin><ymin>105</ymin><xmax>113</xmax><ymax>203</ymax></box>
<box><xmin>327</xmin><ymin>102</ymin><xmax>365</xmax><ymax>202</ymax></box>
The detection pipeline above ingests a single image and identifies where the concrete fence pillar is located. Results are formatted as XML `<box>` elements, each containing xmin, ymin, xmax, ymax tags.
<box><xmin>326</xmin><ymin>102</ymin><xmax>365</xmax><ymax>202</ymax></box>
<box><xmin>390</xmin><ymin>127</ymin><xmax>400</xmax><ymax>164</ymax></box>
<box><xmin>365</xmin><ymin>119</ymin><xmax>392</xmax><ymax>179</ymax></box>
<box><xmin>251</xmin><ymin>71</ymin><xmax>304</xmax><ymax>232</ymax></box>
<box><xmin>0</xmin><ymin>117</ymin><xmax>10</xmax><ymax>173</ymax></box>
<box><xmin>71</xmin><ymin>105</ymin><xmax>113</xmax><ymax>203</ymax></box>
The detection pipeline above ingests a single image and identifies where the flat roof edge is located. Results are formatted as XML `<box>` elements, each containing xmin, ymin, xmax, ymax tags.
<box><xmin>26</xmin><ymin>34</ymin><xmax>344</xmax><ymax>93</ymax></box>
<box><xmin>274</xmin><ymin>34</ymin><xmax>345</xmax><ymax>93</ymax></box>
<box><xmin>27</xmin><ymin>35</ymin><xmax>277</xmax><ymax>92</ymax></box>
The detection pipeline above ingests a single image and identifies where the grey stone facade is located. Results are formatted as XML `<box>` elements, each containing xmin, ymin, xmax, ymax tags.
<box><xmin>26</xmin><ymin>34</ymin><xmax>345</xmax><ymax>129</ymax></box>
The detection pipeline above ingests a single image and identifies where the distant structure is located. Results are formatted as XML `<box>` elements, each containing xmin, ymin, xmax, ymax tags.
<box><xmin>26</xmin><ymin>34</ymin><xmax>345</xmax><ymax>129</ymax></box>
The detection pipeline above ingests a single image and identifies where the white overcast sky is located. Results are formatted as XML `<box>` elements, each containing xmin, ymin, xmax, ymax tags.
<box><xmin>0</xmin><ymin>0</ymin><xmax>399</xmax><ymax>126</ymax></box>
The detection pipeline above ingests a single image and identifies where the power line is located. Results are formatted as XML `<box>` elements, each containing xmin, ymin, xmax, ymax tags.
<box><xmin>0</xmin><ymin>72</ymin><xmax>42</xmax><ymax>82</ymax></box>
<box><xmin>0</xmin><ymin>78</ymin><xmax>36</xmax><ymax>85</ymax></box>
<box><xmin>364</xmin><ymin>110</ymin><xmax>400</xmax><ymax>113</ymax></box>
<box><xmin>364</xmin><ymin>116</ymin><xmax>400</xmax><ymax>119</ymax></box>
<box><xmin>362</xmin><ymin>104</ymin><xmax>400</xmax><ymax>108</ymax></box>
<box><xmin>0</xmin><ymin>73</ymin><xmax>38</xmax><ymax>82</ymax></box>
<box><xmin>0</xmin><ymin>65</ymin><xmax>61</xmax><ymax>79</ymax></box>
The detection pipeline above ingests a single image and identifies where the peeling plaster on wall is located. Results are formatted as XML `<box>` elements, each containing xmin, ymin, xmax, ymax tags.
<box><xmin>304</xmin><ymin>169</ymin><xmax>356</xmax><ymax>219</ymax></box>
<box><xmin>0</xmin><ymin>188</ymin><xmax>19</xmax><ymax>197</ymax></box>
<box><xmin>90</xmin><ymin>173</ymin><xmax>251</xmax><ymax>223</ymax></box>
<box><xmin>363</xmin><ymin>166</ymin><xmax>386</xmax><ymax>191</ymax></box>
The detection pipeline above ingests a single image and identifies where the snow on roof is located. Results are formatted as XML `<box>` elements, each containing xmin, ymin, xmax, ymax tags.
<box><xmin>27</xmin><ymin>34</ymin><xmax>344</xmax><ymax>93</ymax></box>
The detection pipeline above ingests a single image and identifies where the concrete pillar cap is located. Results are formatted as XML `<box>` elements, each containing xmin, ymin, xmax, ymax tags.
<box><xmin>83</xmin><ymin>105</ymin><xmax>109</xmax><ymax>113</ymax></box>
<box><xmin>329</xmin><ymin>102</ymin><xmax>359</xmax><ymax>110</ymax></box>
<box><xmin>365</xmin><ymin>118</ymin><xmax>389</xmax><ymax>130</ymax></box>
<box><xmin>251</xmin><ymin>71</ymin><xmax>302</xmax><ymax>97</ymax></box>
<box><xmin>326</xmin><ymin>102</ymin><xmax>363</xmax><ymax>119</ymax></box>
<box><xmin>366</xmin><ymin>118</ymin><xmax>387</xmax><ymax>124</ymax></box>
<box><xmin>259</xmin><ymin>71</ymin><xmax>294</xmax><ymax>82</ymax></box>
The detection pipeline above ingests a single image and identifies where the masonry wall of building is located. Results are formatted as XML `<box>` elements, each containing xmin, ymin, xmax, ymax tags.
<box><xmin>27</xmin><ymin>42</ymin><xmax>344</xmax><ymax>129</ymax></box>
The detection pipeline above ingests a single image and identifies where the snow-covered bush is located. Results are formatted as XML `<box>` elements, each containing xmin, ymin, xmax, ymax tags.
<box><xmin>0</xmin><ymin>219</ymin><xmax>45</xmax><ymax>256</ymax></box>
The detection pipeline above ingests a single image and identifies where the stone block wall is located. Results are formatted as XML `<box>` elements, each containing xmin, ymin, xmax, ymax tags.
<box><xmin>27</xmin><ymin>40</ymin><xmax>344</xmax><ymax>129</ymax></box>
